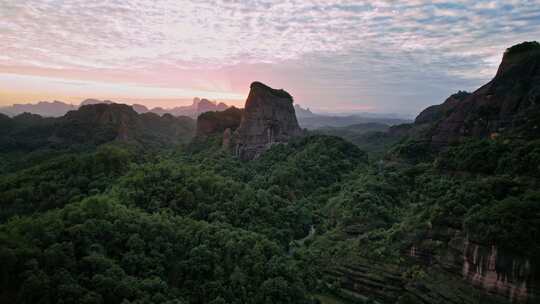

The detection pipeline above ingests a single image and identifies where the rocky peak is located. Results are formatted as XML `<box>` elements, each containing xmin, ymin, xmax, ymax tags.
<box><xmin>414</xmin><ymin>91</ymin><xmax>470</xmax><ymax>125</ymax></box>
<box><xmin>196</xmin><ymin>98</ymin><xmax>217</xmax><ymax>113</ymax></box>
<box><xmin>233</xmin><ymin>81</ymin><xmax>303</xmax><ymax>160</ymax></box>
<box><xmin>496</xmin><ymin>41</ymin><xmax>540</xmax><ymax>77</ymax></box>
<box><xmin>216</xmin><ymin>102</ymin><xmax>228</xmax><ymax>111</ymax></box>
<box><xmin>294</xmin><ymin>104</ymin><xmax>317</xmax><ymax>118</ymax></box>
<box><xmin>413</xmin><ymin>41</ymin><xmax>540</xmax><ymax>147</ymax></box>
<box><xmin>132</xmin><ymin>104</ymin><xmax>149</xmax><ymax>114</ymax></box>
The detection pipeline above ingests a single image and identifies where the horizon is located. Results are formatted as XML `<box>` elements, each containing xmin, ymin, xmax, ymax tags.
<box><xmin>0</xmin><ymin>96</ymin><xmax>245</xmax><ymax>110</ymax></box>
<box><xmin>0</xmin><ymin>96</ymin><xmax>414</xmax><ymax>118</ymax></box>
<box><xmin>2</xmin><ymin>1</ymin><xmax>540</xmax><ymax>116</ymax></box>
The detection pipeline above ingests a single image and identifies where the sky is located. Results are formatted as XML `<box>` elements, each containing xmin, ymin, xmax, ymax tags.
<box><xmin>1</xmin><ymin>0</ymin><xmax>540</xmax><ymax>116</ymax></box>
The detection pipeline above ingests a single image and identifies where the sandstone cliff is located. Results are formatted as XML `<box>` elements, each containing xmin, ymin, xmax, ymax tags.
<box><xmin>420</xmin><ymin>41</ymin><xmax>540</xmax><ymax>147</ymax></box>
<box><xmin>233</xmin><ymin>82</ymin><xmax>303</xmax><ymax>160</ymax></box>
<box><xmin>402</xmin><ymin>231</ymin><xmax>539</xmax><ymax>303</ymax></box>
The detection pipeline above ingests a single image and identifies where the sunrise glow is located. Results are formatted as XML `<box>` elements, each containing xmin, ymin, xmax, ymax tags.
<box><xmin>2</xmin><ymin>1</ymin><xmax>540</xmax><ymax>113</ymax></box>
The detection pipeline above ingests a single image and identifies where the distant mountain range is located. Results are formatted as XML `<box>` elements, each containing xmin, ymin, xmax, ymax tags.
<box><xmin>291</xmin><ymin>104</ymin><xmax>411</xmax><ymax>129</ymax></box>
<box><xmin>0</xmin><ymin>101</ymin><xmax>77</xmax><ymax>117</ymax></box>
<box><xmin>1</xmin><ymin>98</ymin><xmax>411</xmax><ymax>130</ymax></box>
<box><xmin>294</xmin><ymin>106</ymin><xmax>411</xmax><ymax>129</ymax></box>
<box><xmin>132</xmin><ymin>97</ymin><xmax>229</xmax><ymax>117</ymax></box>
<box><xmin>297</xmin><ymin>114</ymin><xmax>410</xmax><ymax>129</ymax></box>
<box><xmin>294</xmin><ymin>104</ymin><xmax>317</xmax><ymax>118</ymax></box>
<box><xmin>0</xmin><ymin>98</ymin><xmax>230</xmax><ymax>119</ymax></box>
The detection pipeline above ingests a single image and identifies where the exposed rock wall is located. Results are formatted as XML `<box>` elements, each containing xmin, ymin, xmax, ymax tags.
<box><xmin>404</xmin><ymin>233</ymin><xmax>539</xmax><ymax>303</ymax></box>
<box><xmin>399</xmin><ymin>42</ymin><xmax>540</xmax><ymax>149</ymax></box>
<box><xmin>424</xmin><ymin>43</ymin><xmax>540</xmax><ymax>147</ymax></box>
<box><xmin>233</xmin><ymin>82</ymin><xmax>303</xmax><ymax>160</ymax></box>
<box><xmin>461</xmin><ymin>240</ymin><xmax>537</xmax><ymax>303</ymax></box>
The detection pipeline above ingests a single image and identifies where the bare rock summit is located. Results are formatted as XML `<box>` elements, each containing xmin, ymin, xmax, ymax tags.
<box><xmin>233</xmin><ymin>81</ymin><xmax>303</xmax><ymax>160</ymax></box>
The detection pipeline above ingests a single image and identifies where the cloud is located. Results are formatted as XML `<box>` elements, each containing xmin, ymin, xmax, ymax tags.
<box><xmin>1</xmin><ymin>0</ymin><xmax>540</xmax><ymax>114</ymax></box>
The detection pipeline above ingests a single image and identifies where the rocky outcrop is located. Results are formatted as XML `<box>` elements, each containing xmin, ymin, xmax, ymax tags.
<box><xmin>415</xmin><ymin>91</ymin><xmax>470</xmax><ymax>125</ymax></box>
<box><xmin>132</xmin><ymin>104</ymin><xmax>149</xmax><ymax>113</ymax></box>
<box><xmin>195</xmin><ymin>107</ymin><xmax>243</xmax><ymax>137</ymax></box>
<box><xmin>294</xmin><ymin>104</ymin><xmax>317</xmax><ymax>118</ymax></box>
<box><xmin>420</xmin><ymin>41</ymin><xmax>540</xmax><ymax>147</ymax></box>
<box><xmin>233</xmin><ymin>82</ymin><xmax>303</xmax><ymax>160</ymax></box>
<box><xmin>461</xmin><ymin>240</ymin><xmax>536</xmax><ymax>303</ymax></box>
<box><xmin>402</xmin><ymin>229</ymin><xmax>539</xmax><ymax>303</ymax></box>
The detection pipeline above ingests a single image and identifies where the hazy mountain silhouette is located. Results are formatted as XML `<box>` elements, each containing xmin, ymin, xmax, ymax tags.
<box><xmin>0</xmin><ymin>97</ymin><xmax>232</xmax><ymax>119</ymax></box>
<box><xmin>0</xmin><ymin>101</ymin><xmax>77</xmax><ymax>117</ymax></box>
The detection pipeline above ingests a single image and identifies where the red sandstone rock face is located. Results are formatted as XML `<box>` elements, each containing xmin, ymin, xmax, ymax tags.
<box><xmin>406</xmin><ymin>233</ymin><xmax>538</xmax><ymax>303</ymax></box>
<box><xmin>233</xmin><ymin>82</ymin><xmax>303</xmax><ymax>160</ymax></box>
<box><xmin>461</xmin><ymin>240</ymin><xmax>537</xmax><ymax>303</ymax></box>
<box><xmin>414</xmin><ymin>44</ymin><xmax>540</xmax><ymax>147</ymax></box>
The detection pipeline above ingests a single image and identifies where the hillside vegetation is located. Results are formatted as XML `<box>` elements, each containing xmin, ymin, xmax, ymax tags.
<box><xmin>1</xmin><ymin>42</ymin><xmax>539</xmax><ymax>304</ymax></box>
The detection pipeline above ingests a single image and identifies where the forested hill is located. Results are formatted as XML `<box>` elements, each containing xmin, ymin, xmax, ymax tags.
<box><xmin>0</xmin><ymin>103</ymin><xmax>195</xmax><ymax>152</ymax></box>
<box><xmin>0</xmin><ymin>42</ymin><xmax>539</xmax><ymax>304</ymax></box>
